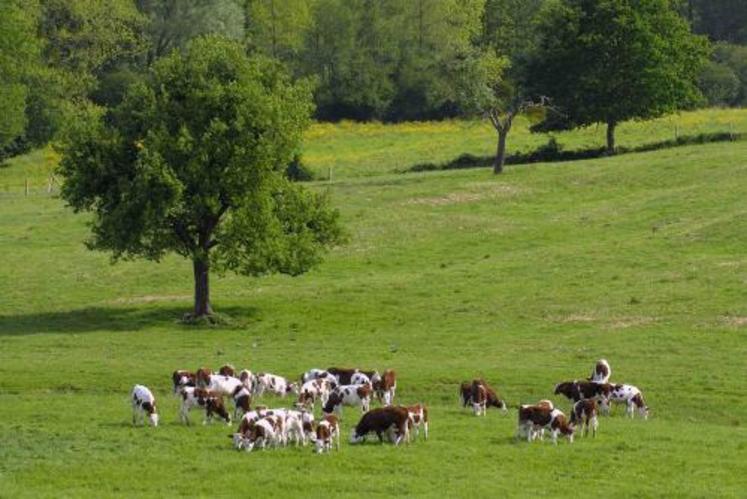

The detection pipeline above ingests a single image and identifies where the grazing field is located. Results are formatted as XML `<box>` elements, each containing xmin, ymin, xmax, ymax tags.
<box><xmin>2</xmin><ymin>137</ymin><xmax>747</xmax><ymax>497</ymax></box>
<box><xmin>303</xmin><ymin>107</ymin><xmax>747</xmax><ymax>178</ymax></box>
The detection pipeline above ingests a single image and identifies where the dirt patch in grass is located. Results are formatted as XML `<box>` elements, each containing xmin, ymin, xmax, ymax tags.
<box><xmin>607</xmin><ymin>316</ymin><xmax>657</xmax><ymax>329</ymax></box>
<box><xmin>109</xmin><ymin>294</ymin><xmax>191</xmax><ymax>305</ymax></box>
<box><xmin>721</xmin><ymin>316</ymin><xmax>747</xmax><ymax>327</ymax></box>
<box><xmin>548</xmin><ymin>313</ymin><xmax>597</xmax><ymax>323</ymax></box>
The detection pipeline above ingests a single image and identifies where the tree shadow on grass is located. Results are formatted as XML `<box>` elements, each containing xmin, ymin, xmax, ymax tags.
<box><xmin>0</xmin><ymin>305</ymin><xmax>260</xmax><ymax>336</ymax></box>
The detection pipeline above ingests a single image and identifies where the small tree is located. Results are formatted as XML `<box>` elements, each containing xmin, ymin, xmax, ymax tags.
<box><xmin>527</xmin><ymin>0</ymin><xmax>709</xmax><ymax>154</ymax></box>
<box><xmin>59</xmin><ymin>36</ymin><xmax>343</xmax><ymax>320</ymax></box>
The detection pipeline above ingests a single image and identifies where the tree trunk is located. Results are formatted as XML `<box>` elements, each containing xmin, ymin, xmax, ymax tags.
<box><xmin>193</xmin><ymin>258</ymin><xmax>212</xmax><ymax>317</ymax></box>
<box><xmin>494</xmin><ymin>128</ymin><xmax>509</xmax><ymax>174</ymax></box>
<box><xmin>606</xmin><ymin>120</ymin><xmax>617</xmax><ymax>155</ymax></box>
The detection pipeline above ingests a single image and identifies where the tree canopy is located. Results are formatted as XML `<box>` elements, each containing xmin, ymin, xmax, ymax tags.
<box><xmin>58</xmin><ymin>36</ymin><xmax>343</xmax><ymax>319</ymax></box>
<box><xmin>527</xmin><ymin>0</ymin><xmax>709</xmax><ymax>153</ymax></box>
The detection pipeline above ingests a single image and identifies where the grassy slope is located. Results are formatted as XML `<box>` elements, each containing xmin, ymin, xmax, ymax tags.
<box><xmin>1</xmin><ymin>138</ymin><xmax>747</xmax><ymax>496</ymax></box>
<box><xmin>303</xmin><ymin>108</ymin><xmax>747</xmax><ymax>178</ymax></box>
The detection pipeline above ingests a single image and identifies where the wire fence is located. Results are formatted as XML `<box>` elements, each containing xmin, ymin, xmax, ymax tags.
<box><xmin>0</xmin><ymin>175</ymin><xmax>61</xmax><ymax>198</ymax></box>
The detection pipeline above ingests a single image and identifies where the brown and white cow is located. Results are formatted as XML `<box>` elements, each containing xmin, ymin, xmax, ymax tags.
<box><xmin>588</xmin><ymin>359</ymin><xmax>611</xmax><ymax>383</ymax></box>
<box><xmin>374</xmin><ymin>369</ymin><xmax>397</xmax><ymax>405</ymax></box>
<box><xmin>517</xmin><ymin>404</ymin><xmax>574</xmax><ymax>444</ymax></box>
<box><xmin>570</xmin><ymin>399</ymin><xmax>599</xmax><ymax>437</ymax></box>
<box><xmin>349</xmin><ymin>406</ymin><xmax>410</xmax><ymax>445</ymax></box>
<box><xmin>554</xmin><ymin>380</ymin><xmax>612</xmax><ymax>405</ymax></box>
<box><xmin>172</xmin><ymin>370</ymin><xmax>196</xmax><ymax>393</ymax></box>
<box><xmin>231</xmin><ymin>385</ymin><xmax>252</xmax><ymax>420</ymax></box>
<box><xmin>404</xmin><ymin>403</ymin><xmax>429</xmax><ymax>441</ymax></box>
<box><xmin>179</xmin><ymin>387</ymin><xmax>231</xmax><ymax>425</ymax></box>
<box><xmin>195</xmin><ymin>367</ymin><xmax>213</xmax><ymax>388</ymax></box>
<box><xmin>464</xmin><ymin>379</ymin><xmax>508</xmax><ymax>415</ymax></box>
<box><xmin>131</xmin><ymin>384</ymin><xmax>159</xmax><ymax>427</ymax></box>
<box><xmin>254</xmin><ymin>373</ymin><xmax>299</xmax><ymax>398</ymax></box>
<box><xmin>297</xmin><ymin>378</ymin><xmax>334</xmax><ymax>409</ymax></box>
<box><xmin>241</xmin><ymin>414</ymin><xmax>285</xmax><ymax>451</ymax></box>
<box><xmin>607</xmin><ymin>383</ymin><xmax>649</xmax><ymax>419</ymax></box>
<box><xmin>218</xmin><ymin>364</ymin><xmax>235</xmax><ymax>377</ymax></box>
<box><xmin>322</xmin><ymin>384</ymin><xmax>373</xmax><ymax>418</ymax></box>
<box><xmin>327</xmin><ymin>367</ymin><xmax>381</xmax><ymax>386</ymax></box>
<box><xmin>313</xmin><ymin>414</ymin><xmax>341</xmax><ymax>454</ymax></box>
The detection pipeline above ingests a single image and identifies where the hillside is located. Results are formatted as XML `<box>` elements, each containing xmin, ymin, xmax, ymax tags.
<box><xmin>1</xmin><ymin>137</ymin><xmax>747</xmax><ymax>496</ymax></box>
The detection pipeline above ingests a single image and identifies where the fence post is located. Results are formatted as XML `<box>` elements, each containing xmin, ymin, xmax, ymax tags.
<box><xmin>674</xmin><ymin>125</ymin><xmax>678</xmax><ymax>141</ymax></box>
<box><xmin>328</xmin><ymin>167</ymin><xmax>332</xmax><ymax>182</ymax></box>
<box><xmin>25</xmin><ymin>178</ymin><xmax>29</xmax><ymax>196</ymax></box>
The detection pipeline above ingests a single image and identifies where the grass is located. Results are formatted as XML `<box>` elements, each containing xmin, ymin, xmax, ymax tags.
<box><xmin>302</xmin><ymin>107</ymin><xmax>747</xmax><ymax>178</ymax></box>
<box><xmin>2</xmin><ymin>120</ymin><xmax>747</xmax><ymax>496</ymax></box>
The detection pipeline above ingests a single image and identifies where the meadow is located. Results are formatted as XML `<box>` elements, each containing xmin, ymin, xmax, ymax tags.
<box><xmin>1</xmin><ymin>113</ymin><xmax>747</xmax><ymax>497</ymax></box>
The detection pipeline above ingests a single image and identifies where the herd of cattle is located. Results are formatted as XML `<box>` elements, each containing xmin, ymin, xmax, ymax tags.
<box><xmin>130</xmin><ymin>358</ymin><xmax>648</xmax><ymax>451</ymax></box>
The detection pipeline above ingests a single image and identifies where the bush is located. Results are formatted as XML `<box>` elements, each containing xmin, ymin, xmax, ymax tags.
<box><xmin>285</xmin><ymin>153</ymin><xmax>315</xmax><ymax>182</ymax></box>
<box><xmin>698</xmin><ymin>61</ymin><xmax>740</xmax><ymax>106</ymax></box>
<box><xmin>712</xmin><ymin>43</ymin><xmax>747</xmax><ymax>106</ymax></box>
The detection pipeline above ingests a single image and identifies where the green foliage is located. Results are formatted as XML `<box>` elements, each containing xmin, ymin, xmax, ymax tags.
<box><xmin>136</xmin><ymin>0</ymin><xmax>244</xmax><ymax>63</ymax></box>
<box><xmin>58</xmin><ymin>36</ymin><xmax>343</xmax><ymax>315</ymax></box>
<box><xmin>698</xmin><ymin>61</ymin><xmax>740</xmax><ymax>106</ymax></box>
<box><xmin>682</xmin><ymin>0</ymin><xmax>747</xmax><ymax>44</ymax></box>
<box><xmin>0</xmin><ymin>0</ymin><xmax>42</xmax><ymax>152</ymax></box>
<box><xmin>245</xmin><ymin>0</ymin><xmax>313</xmax><ymax>64</ymax></box>
<box><xmin>528</xmin><ymin>0</ymin><xmax>710</xmax><ymax>150</ymax></box>
<box><xmin>711</xmin><ymin>43</ymin><xmax>747</xmax><ymax>105</ymax></box>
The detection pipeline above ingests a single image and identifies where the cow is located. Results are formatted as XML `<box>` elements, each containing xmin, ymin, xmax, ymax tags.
<box><xmin>607</xmin><ymin>383</ymin><xmax>649</xmax><ymax>419</ymax></box>
<box><xmin>322</xmin><ymin>384</ymin><xmax>373</xmax><ymax>418</ymax></box>
<box><xmin>218</xmin><ymin>364</ymin><xmax>235</xmax><ymax>377</ymax></box>
<box><xmin>465</xmin><ymin>379</ymin><xmax>507</xmax><ymax>415</ymax></box>
<box><xmin>179</xmin><ymin>387</ymin><xmax>231</xmax><ymax>425</ymax></box>
<box><xmin>404</xmin><ymin>403</ymin><xmax>429</xmax><ymax>441</ymax></box>
<box><xmin>238</xmin><ymin>370</ymin><xmax>256</xmax><ymax>393</ymax></box>
<box><xmin>327</xmin><ymin>367</ymin><xmax>381</xmax><ymax>386</ymax></box>
<box><xmin>471</xmin><ymin>380</ymin><xmax>487</xmax><ymax>416</ymax></box>
<box><xmin>241</xmin><ymin>415</ymin><xmax>285</xmax><ymax>452</ymax></box>
<box><xmin>554</xmin><ymin>380</ymin><xmax>612</xmax><ymax>405</ymax></box>
<box><xmin>297</xmin><ymin>378</ymin><xmax>334</xmax><ymax>410</ymax></box>
<box><xmin>301</xmin><ymin>369</ymin><xmax>338</xmax><ymax>386</ymax></box>
<box><xmin>171</xmin><ymin>370</ymin><xmax>196</xmax><ymax>393</ymax></box>
<box><xmin>195</xmin><ymin>367</ymin><xmax>213</xmax><ymax>388</ymax></box>
<box><xmin>349</xmin><ymin>406</ymin><xmax>410</xmax><ymax>446</ymax></box>
<box><xmin>374</xmin><ymin>369</ymin><xmax>397</xmax><ymax>405</ymax></box>
<box><xmin>570</xmin><ymin>399</ymin><xmax>599</xmax><ymax>437</ymax></box>
<box><xmin>231</xmin><ymin>385</ymin><xmax>252</xmax><ymax>420</ymax></box>
<box><xmin>131</xmin><ymin>384</ymin><xmax>159</xmax><ymax>427</ymax></box>
<box><xmin>313</xmin><ymin>414</ymin><xmax>341</xmax><ymax>454</ymax></box>
<box><xmin>254</xmin><ymin>373</ymin><xmax>299</xmax><ymax>398</ymax></box>
<box><xmin>518</xmin><ymin>404</ymin><xmax>575</xmax><ymax>444</ymax></box>
<box><xmin>588</xmin><ymin>359</ymin><xmax>611</xmax><ymax>384</ymax></box>
<box><xmin>350</xmin><ymin>372</ymin><xmax>371</xmax><ymax>386</ymax></box>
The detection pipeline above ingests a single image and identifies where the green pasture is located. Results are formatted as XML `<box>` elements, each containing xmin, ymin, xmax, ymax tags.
<box><xmin>1</xmin><ymin>125</ymin><xmax>747</xmax><ymax>496</ymax></box>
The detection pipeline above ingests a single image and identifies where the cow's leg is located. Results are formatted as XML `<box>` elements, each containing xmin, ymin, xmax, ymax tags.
<box><xmin>551</xmin><ymin>429</ymin><xmax>559</xmax><ymax>445</ymax></box>
<box><xmin>591</xmin><ymin>415</ymin><xmax>598</xmax><ymax>437</ymax></box>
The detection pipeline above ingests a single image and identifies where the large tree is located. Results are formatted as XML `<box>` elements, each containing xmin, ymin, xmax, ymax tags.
<box><xmin>58</xmin><ymin>36</ymin><xmax>343</xmax><ymax>320</ymax></box>
<box><xmin>527</xmin><ymin>0</ymin><xmax>709</xmax><ymax>154</ymax></box>
<box><xmin>0</xmin><ymin>0</ymin><xmax>42</xmax><ymax>151</ymax></box>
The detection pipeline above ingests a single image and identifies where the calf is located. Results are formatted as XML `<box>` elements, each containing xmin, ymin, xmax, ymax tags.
<box><xmin>179</xmin><ymin>387</ymin><xmax>231</xmax><ymax>425</ymax></box>
<box><xmin>459</xmin><ymin>381</ymin><xmax>472</xmax><ymax>408</ymax></box>
<box><xmin>195</xmin><ymin>367</ymin><xmax>213</xmax><ymax>388</ymax></box>
<box><xmin>301</xmin><ymin>369</ymin><xmax>338</xmax><ymax>386</ymax></box>
<box><xmin>554</xmin><ymin>380</ymin><xmax>612</xmax><ymax>404</ymax></box>
<box><xmin>607</xmin><ymin>383</ymin><xmax>649</xmax><ymax>419</ymax></box>
<box><xmin>313</xmin><ymin>414</ymin><xmax>341</xmax><ymax>454</ymax></box>
<box><xmin>323</xmin><ymin>384</ymin><xmax>373</xmax><ymax>418</ymax></box>
<box><xmin>374</xmin><ymin>369</ymin><xmax>397</xmax><ymax>406</ymax></box>
<box><xmin>471</xmin><ymin>380</ymin><xmax>488</xmax><ymax>416</ymax></box>
<box><xmin>131</xmin><ymin>384</ymin><xmax>159</xmax><ymax>427</ymax></box>
<box><xmin>461</xmin><ymin>379</ymin><xmax>507</xmax><ymax>413</ymax></box>
<box><xmin>255</xmin><ymin>373</ymin><xmax>299</xmax><ymax>398</ymax></box>
<box><xmin>588</xmin><ymin>359</ymin><xmax>611</xmax><ymax>384</ymax></box>
<box><xmin>207</xmin><ymin>374</ymin><xmax>245</xmax><ymax>399</ymax></box>
<box><xmin>518</xmin><ymin>405</ymin><xmax>574</xmax><ymax>444</ymax></box>
<box><xmin>350</xmin><ymin>372</ymin><xmax>371</xmax><ymax>386</ymax></box>
<box><xmin>570</xmin><ymin>399</ymin><xmax>599</xmax><ymax>437</ymax></box>
<box><xmin>231</xmin><ymin>385</ymin><xmax>252</xmax><ymax>420</ymax></box>
<box><xmin>349</xmin><ymin>406</ymin><xmax>410</xmax><ymax>445</ymax></box>
<box><xmin>218</xmin><ymin>364</ymin><xmax>235</xmax><ymax>377</ymax></box>
<box><xmin>297</xmin><ymin>378</ymin><xmax>334</xmax><ymax>409</ymax></box>
<box><xmin>242</xmin><ymin>415</ymin><xmax>285</xmax><ymax>452</ymax></box>
<box><xmin>327</xmin><ymin>367</ymin><xmax>381</xmax><ymax>386</ymax></box>
<box><xmin>404</xmin><ymin>403</ymin><xmax>429</xmax><ymax>441</ymax></box>
<box><xmin>172</xmin><ymin>370</ymin><xmax>196</xmax><ymax>393</ymax></box>
<box><xmin>238</xmin><ymin>370</ymin><xmax>256</xmax><ymax>393</ymax></box>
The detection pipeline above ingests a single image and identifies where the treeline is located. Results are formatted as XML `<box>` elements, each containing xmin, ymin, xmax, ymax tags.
<box><xmin>1</xmin><ymin>0</ymin><xmax>745</xmax><ymax>160</ymax></box>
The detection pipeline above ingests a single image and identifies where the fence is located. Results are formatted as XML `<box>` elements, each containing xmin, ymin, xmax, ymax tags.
<box><xmin>0</xmin><ymin>175</ymin><xmax>60</xmax><ymax>198</ymax></box>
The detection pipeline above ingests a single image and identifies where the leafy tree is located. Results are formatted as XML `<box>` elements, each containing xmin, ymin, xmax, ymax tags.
<box><xmin>58</xmin><ymin>36</ymin><xmax>343</xmax><ymax>320</ymax></box>
<box><xmin>698</xmin><ymin>61</ymin><xmax>740</xmax><ymax>106</ymax></box>
<box><xmin>244</xmin><ymin>0</ymin><xmax>313</xmax><ymax>65</ymax></box>
<box><xmin>136</xmin><ymin>0</ymin><xmax>244</xmax><ymax>64</ymax></box>
<box><xmin>527</xmin><ymin>0</ymin><xmax>709</xmax><ymax>154</ymax></box>
<box><xmin>712</xmin><ymin>43</ymin><xmax>747</xmax><ymax>106</ymax></box>
<box><xmin>0</xmin><ymin>0</ymin><xmax>42</xmax><ymax>152</ymax></box>
<box><xmin>681</xmin><ymin>0</ymin><xmax>747</xmax><ymax>45</ymax></box>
